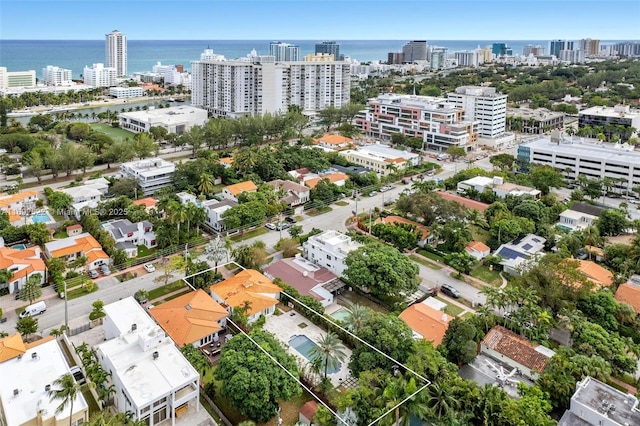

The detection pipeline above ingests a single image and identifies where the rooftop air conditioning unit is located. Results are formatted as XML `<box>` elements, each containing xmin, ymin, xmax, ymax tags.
<box><xmin>45</xmin><ymin>384</ymin><xmax>51</xmax><ymax>392</ymax></box>
<box><xmin>13</xmin><ymin>389</ymin><xmax>19</xmax><ymax>396</ymax></box>
<box><xmin>131</xmin><ymin>324</ymin><xmax>137</xmax><ymax>332</ymax></box>
<box><xmin>153</xmin><ymin>351</ymin><xmax>159</xmax><ymax>360</ymax></box>
<box><xmin>31</xmin><ymin>352</ymin><xmax>38</xmax><ymax>359</ymax></box>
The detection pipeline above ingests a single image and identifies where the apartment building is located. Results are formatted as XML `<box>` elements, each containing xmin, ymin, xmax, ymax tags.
<box><xmin>302</xmin><ymin>230</ymin><xmax>362</xmax><ymax>277</ymax></box>
<box><xmin>191</xmin><ymin>49</ymin><xmax>350</xmax><ymax>117</ymax></box>
<box><xmin>517</xmin><ymin>135</ymin><xmax>640</xmax><ymax>191</ymax></box>
<box><xmin>83</xmin><ymin>63</ymin><xmax>117</xmax><ymax>88</ymax></box>
<box><xmin>315</xmin><ymin>41</ymin><xmax>342</xmax><ymax>61</ymax></box>
<box><xmin>356</xmin><ymin>93</ymin><xmax>478</xmax><ymax>152</ymax></box>
<box><xmin>508</xmin><ymin>107</ymin><xmax>564</xmax><ymax>134</ymax></box>
<box><xmin>402</xmin><ymin>41</ymin><xmax>428</xmax><ymax>62</ymax></box>
<box><xmin>578</xmin><ymin>105</ymin><xmax>640</xmax><ymax>139</ymax></box>
<box><xmin>0</xmin><ymin>246</ymin><xmax>46</xmax><ymax>295</ymax></box>
<box><xmin>454</xmin><ymin>51</ymin><xmax>480</xmax><ymax>68</ymax></box>
<box><xmin>42</xmin><ymin>65</ymin><xmax>73</xmax><ymax>86</ymax></box>
<box><xmin>269</xmin><ymin>41</ymin><xmax>300</xmax><ymax>61</ymax></box>
<box><xmin>97</xmin><ymin>298</ymin><xmax>200</xmax><ymax>425</ymax></box>
<box><xmin>118</xmin><ymin>105</ymin><xmax>208</xmax><ymax>134</ymax></box>
<box><xmin>105</xmin><ymin>30</ymin><xmax>127</xmax><ymax>76</ymax></box>
<box><xmin>580</xmin><ymin>39</ymin><xmax>600</xmax><ymax>56</ymax></box>
<box><xmin>44</xmin><ymin>233</ymin><xmax>110</xmax><ymax>270</ymax></box>
<box><xmin>0</xmin><ymin>67</ymin><xmax>36</xmax><ymax>89</ymax></box>
<box><xmin>109</xmin><ymin>86</ymin><xmax>144</xmax><ymax>98</ymax></box>
<box><xmin>549</xmin><ymin>40</ymin><xmax>574</xmax><ymax>58</ymax></box>
<box><xmin>0</xmin><ymin>335</ymin><xmax>89</xmax><ymax>426</ymax></box>
<box><xmin>447</xmin><ymin>86</ymin><xmax>507</xmax><ymax>139</ymax></box>
<box><xmin>119</xmin><ymin>159</ymin><xmax>175</xmax><ymax>196</ymax></box>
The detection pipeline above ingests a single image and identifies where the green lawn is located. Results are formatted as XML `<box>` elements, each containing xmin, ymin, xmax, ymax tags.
<box><xmin>470</xmin><ymin>225</ymin><xmax>491</xmax><ymax>244</ymax></box>
<box><xmin>434</xmin><ymin>296</ymin><xmax>465</xmax><ymax>317</ymax></box>
<box><xmin>136</xmin><ymin>245</ymin><xmax>156</xmax><ymax>258</ymax></box>
<box><xmin>229</xmin><ymin>227</ymin><xmax>268</xmax><ymax>242</ymax></box>
<box><xmin>470</xmin><ymin>265</ymin><xmax>503</xmax><ymax>287</ymax></box>
<box><xmin>163</xmin><ymin>289</ymin><xmax>193</xmax><ymax>302</ymax></box>
<box><xmin>147</xmin><ymin>280</ymin><xmax>188</xmax><ymax>301</ymax></box>
<box><xmin>409</xmin><ymin>254</ymin><xmax>443</xmax><ymax>270</ymax></box>
<box><xmin>89</xmin><ymin>123</ymin><xmax>135</xmax><ymax>141</ymax></box>
<box><xmin>334</xmin><ymin>200</ymin><xmax>349</xmax><ymax>206</ymax></box>
<box><xmin>306</xmin><ymin>206</ymin><xmax>333</xmax><ymax>216</ymax></box>
<box><xmin>417</xmin><ymin>248</ymin><xmax>445</xmax><ymax>263</ymax></box>
<box><xmin>53</xmin><ymin>231</ymin><xmax>69</xmax><ymax>239</ymax></box>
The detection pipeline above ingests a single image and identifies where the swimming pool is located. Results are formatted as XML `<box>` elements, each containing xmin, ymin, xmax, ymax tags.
<box><xmin>10</xmin><ymin>244</ymin><xmax>26</xmax><ymax>250</ymax></box>
<box><xmin>288</xmin><ymin>335</ymin><xmax>341</xmax><ymax>374</ymax></box>
<box><xmin>31</xmin><ymin>211</ymin><xmax>53</xmax><ymax>224</ymax></box>
<box><xmin>330</xmin><ymin>307</ymin><xmax>352</xmax><ymax>323</ymax></box>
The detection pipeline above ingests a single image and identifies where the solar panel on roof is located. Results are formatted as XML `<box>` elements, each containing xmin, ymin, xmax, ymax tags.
<box><xmin>532</xmin><ymin>238</ymin><xmax>540</xmax><ymax>242</ymax></box>
<box><xmin>497</xmin><ymin>247</ymin><xmax>527</xmax><ymax>260</ymax></box>
<box><xmin>522</xmin><ymin>243</ymin><xmax>532</xmax><ymax>250</ymax></box>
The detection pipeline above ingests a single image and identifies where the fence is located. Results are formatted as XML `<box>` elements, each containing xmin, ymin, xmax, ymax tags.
<box><xmin>68</xmin><ymin>323</ymin><xmax>90</xmax><ymax>336</ymax></box>
<box><xmin>199</xmin><ymin>386</ymin><xmax>233</xmax><ymax>426</ymax></box>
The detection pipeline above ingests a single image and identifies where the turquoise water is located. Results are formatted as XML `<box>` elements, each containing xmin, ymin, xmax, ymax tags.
<box><xmin>10</xmin><ymin>244</ymin><xmax>26</xmax><ymax>250</ymax></box>
<box><xmin>289</xmin><ymin>335</ymin><xmax>341</xmax><ymax>374</ymax></box>
<box><xmin>31</xmin><ymin>211</ymin><xmax>53</xmax><ymax>223</ymax></box>
<box><xmin>330</xmin><ymin>307</ymin><xmax>352</xmax><ymax>323</ymax></box>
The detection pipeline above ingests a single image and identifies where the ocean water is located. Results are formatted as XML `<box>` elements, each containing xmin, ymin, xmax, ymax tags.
<box><xmin>0</xmin><ymin>39</ymin><xmax>628</xmax><ymax>79</ymax></box>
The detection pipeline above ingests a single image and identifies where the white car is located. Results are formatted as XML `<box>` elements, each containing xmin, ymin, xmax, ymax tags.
<box><xmin>143</xmin><ymin>263</ymin><xmax>156</xmax><ymax>273</ymax></box>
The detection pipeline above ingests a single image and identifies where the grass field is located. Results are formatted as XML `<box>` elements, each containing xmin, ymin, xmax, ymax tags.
<box><xmin>90</xmin><ymin>123</ymin><xmax>135</xmax><ymax>141</ymax></box>
<box><xmin>470</xmin><ymin>265</ymin><xmax>503</xmax><ymax>287</ymax></box>
<box><xmin>136</xmin><ymin>245</ymin><xmax>157</xmax><ymax>258</ymax></box>
<box><xmin>470</xmin><ymin>225</ymin><xmax>491</xmax><ymax>243</ymax></box>
<box><xmin>417</xmin><ymin>248</ymin><xmax>445</xmax><ymax>263</ymax></box>
<box><xmin>147</xmin><ymin>280</ymin><xmax>187</xmax><ymax>301</ymax></box>
<box><xmin>230</xmin><ymin>227</ymin><xmax>268</xmax><ymax>242</ymax></box>
<box><xmin>434</xmin><ymin>296</ymin><xmax>465</xmax><ymax>317</ymax></box>
<box><xmin>409</xmin><ymin>254</ymin><xmax>443</xmax><ymax>270</ymax></box>
<box><xmin>334</xmin><ymin>200</ymin><xmax>349</xmax><ymax>206</ymax></box>
<box><xmin>306</xmin><ymin>206</ymin><xmax>333</xmax><ymax>216</ymax></box>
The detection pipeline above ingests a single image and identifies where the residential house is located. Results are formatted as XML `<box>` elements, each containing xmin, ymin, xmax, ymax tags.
<box><xmin>202</xmin><ymin>199</ymin><xmax>237</xmax><ymax>232</ymax></box>
<box><xmin>222</xmin><ymin>181</ymin><xmax>258</xmax><ymax>202</ymax></box>
<box><xmin>575</xmin><ymin>259</ymin><xmax>614</xmax><ymax>289</ymax></box>
<box><xmin>457</xmin><ymin>176</ymin><xmax>540</xmax><ymax>199</ymax></box>
<box><xmin>481</xmin><ymin>326</ymin><xmax>555</xmax><ymax>380</ymax></box>
<box><xmin>558</xmin><ymin>202</ymin><xmax>605</xmax><ymax>232</ymax></box>
<box><xmin>210</xmin><ymin>269</ymin><xmax>281</xmax><ymax>323</ymax></box>
<box><xmin>132</xmin><ymin>197</ymin><xmax>158</xmax><ymax>212</ymax></box>
<box><xmin>96</xmin><ymin>298</ymin><xmax>200</xmax><ymax>425</ymax></box>
<box><xmin>266</xmin><ymin>179</ymin><xmax>311</xmax><ymax>211</ymax></box>
<box><xmin>102</xmin><ymin>219</ymin><xmax>156</xmax><ymax>258</ymax></box>
<box><xmin>0</xmin><ymin>246</ymin><xmax>47</xmax><ymax>295</ymax></box>
<box><xmin>399</xmin><ymin>300</ymin><xmax>452</xmax><ymax>346</ymax></box>
<box><xmin>615</xmin><ymin>275</ymin><xmax>640</xmax><ymax>314</ymax></box>
<box><xmin>120</xmin><ymin>159</ymin><xmax>175</xmax><ymax>196</ymax></box>
<box><xmin>84</xmin><ymin>177</ymin><xmax>111</xmax><ymax>195</ymax></box>
<box><xmin>302</xmin><ymin>230</ymin><xmax>362</xmax><ymax>277</ymax></box>
<box><xmin>219</xmin><ymin>157</ymin><xmax>233</xmax><ymax>168</ymax></box>
<box><xmin>0</xmin><ymin>335</ymin><xmax>89</xmax><ymax>426</ymax></box>
<box><xmin>148</xmin><ymin>289</ymin><xmax>229</xmax><ymax>348</ymax></box>
<box><xmin>60</xmin><ymin>185</ymin><xmax>103</xmax><ymax>220</ymax></box>
<box><xmin>264</xmin><ymin>256</ymin><xmax>344</xmax><ymax>307</ymax></box>
<box><xmin>313</xmin><ymin>134</ymin><xmax>353</xmax><ymax>150</ymax></box>
<box><xmin>558</xmin><ymin>376</ymin><xmax>640</xmax><ymax>426</ymax></box>
<box><xmin>44</xmin><ymin>232</ymin><xmax>110</xmax><ymax>271</ymax></box>
<box><xmin>584</xmin><ymin>245</ymin><xmax>605</xmax><ymax>262</ymax></box>
<box><xmin>465</xmin><ymin>241</ymin><xmax>491</xmax><ymax>260</ymax></box>
<box><xmin>66</xmin><ymin>224</ymin><xmax>83</xmax><ymax>236</ymax></box>
<box><xmin>495</xmin><ymin>234</ymin><xmax>546</xmax><ymax>275</ymax></box>
<box><xmin>437</xmin><ymin>191</ymin><xmax>490</xmax><ymax>212</ymax></box>
<box><xmin>0</xmin><ymin>190</ymin><xmax>39</xmax><ymax>224</ymax></box>
<box><xmin>374</xmin><ymin>215</ymin><xmax>431</xmax><ymax>246</ymax></box>
<box><xmin>303</xmin><ymin>172</ymin><xmax>349</xmax><ymax>189</ymax></box>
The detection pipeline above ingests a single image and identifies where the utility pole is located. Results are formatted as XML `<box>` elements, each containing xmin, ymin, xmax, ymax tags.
<box><xmin>63</xmin><ymin>280</ymin><xmax>68</xmax><ymax>334</ymax></box>
<box><xmin>368</xmin><ymin>208</ymin><xmax>372</xmax><ymax>234</ymax></box>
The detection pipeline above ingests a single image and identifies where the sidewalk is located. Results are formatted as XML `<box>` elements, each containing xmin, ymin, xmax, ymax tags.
<box><xmin>410</xmin><ymin>250</ymin><xmax>493</xmax><ymax>290</ymax></box>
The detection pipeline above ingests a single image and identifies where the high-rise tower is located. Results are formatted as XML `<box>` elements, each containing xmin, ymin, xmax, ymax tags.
<box><xmin>106</xmin><ymin>30</ymin><xmax>127</xmax><ymax>76</ymax></box>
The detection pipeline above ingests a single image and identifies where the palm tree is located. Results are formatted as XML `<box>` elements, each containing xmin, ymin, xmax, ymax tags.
<box><xmin>378</xmin><ymin>375</ymin><xmax>429</xmax><ymax>426</ymax></box>
<box><xmin>427</xmin><ymin>381</ymin><xmax>459</xmax><ymax>418</ymax></box>
<box><xmin>48</xmin><ymin>373</ymin><xmax>81</xmax><ymax>426</ymax></box>
<box><xmin>347</xmin><ymin>304</ymin><xmax>369</xmax><ymax>333</ymax></box>
<box><xmin>308</xmin><ymin>332</ymin><xmax>347</xmax><ymax>379</ymax></box>
<box><xmin>167</xmin><ymin>201</ymin><xmax>187</xmax><ymax>245</ymax></box>
<box><xmin>197</xmin><ymin>173</ymin><xmax>215</xmax><ymax>196</ymax></box>
<box><xmin>582</xmin><ymin>226</ymin><xmax>603</xmax><ymax>259</ymax></box>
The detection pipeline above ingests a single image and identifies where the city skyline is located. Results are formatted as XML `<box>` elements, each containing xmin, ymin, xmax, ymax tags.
<box><xmin>1</xmin><ymin>0</ymin><xmax>639</xmax><ymax>41</ymax></box>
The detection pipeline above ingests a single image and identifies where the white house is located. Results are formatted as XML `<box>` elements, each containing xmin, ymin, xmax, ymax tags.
<box><xmin>558</xmin><ymin>202</ymin><xmax>605</xmax><ymax>231</ymax></box>
<box><xmin>120</xmin><ymin>159</ymin><xmax>175</xmax><ymax>196</ymax></box>
<box><xmin>0</xmin><ymin>335</ymin><xmax>89</xmax><ymax>426</ymax></box>
<box><xmin>176</xmin><ymin>192</ymin><xmax>237</xmax><ymax>232</ymax></box>
<box><xmin>97</xmin><ymin>298</ymin><xmax>200</xmax><ymax>426</ymax></box>
<box><xmin>457</xmin><ymin>176</ymin><xmax>540</xmax><ymax>199</ymax></box>
<box><xmin>302</xmin><ymin>230</ymin><xmax>362</xmax><ymax>277</ymax></box>
<box><xmin>60</xmin><ymin>186</ymin><xmax>103</xmax><ymax>220</ymax></box>
<box><xmin>0</xmin><ymin>246</ymin><xmax>47</xmax><ymax>295</ymax></box>
<box><xmin>84</xmin><ymin>177</ymin><xmax>111</xmax><ymax>195</ymax></box>
<box><xmin>266</xmin><ymin>179</ymin><xmax>311</xmax><ymax>211</ymax></box>
<box><xmin>221</xmin><ymin>181</ymin><xmax>258</xmax><ymax>202</ymax></box>
<box><xmin>495</xmin><ymin>234</ymin><xmax>546</xmax><ymax>275</ymax></box>
<box><xmin>102</xmin><ymin>219</ymin><xmax>156</xmax><ymax>258</ymax></box>
<box><xmin>465</xmin><ymin>241</ymin><xmax>491</xmax><ymax>261</ymax></box>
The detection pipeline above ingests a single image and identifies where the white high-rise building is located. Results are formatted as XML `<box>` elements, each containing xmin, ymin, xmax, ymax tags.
<box><xmin>559</xmin><ymin>49</ymin><xmax>585</xmax><ymax>63</ymax></box>
<box><xmin>105</xmin><ymin>30</ymin><xmax>127</xmax><ymax>76</ymax></box>
<box><xmin>447</xmin><ymin>86</ymin><xmax>507</xmax><ymax>138</ymax></box>
<box><xmin>83</xmin><ymin>63</ymin><xmax>117</xmax><ymax>87</ymax></box>
<box><xmin>269</xmin><ymin>41</ymin><xmax>300</xmax><ymax>61</ymax></box>
<box><xmin>42</xmin><ymin>65</ymin><xmax>73</xmax><ymax>86</ymax></box>
<box><xmin>454</xmin><ymin>51</ymin><xmax>479</xmax><ymax>68</ymax></box>
<box><xmin>191</xmin><ymin>49</ymin><xmax>350</xmax><ymax>117</ymax></box>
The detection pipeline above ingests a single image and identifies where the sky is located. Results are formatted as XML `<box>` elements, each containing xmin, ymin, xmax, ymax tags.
<box><xmin>1</xmin><ymin>0</ymin><xmax>639</xmax><ymax>40</ymax></box>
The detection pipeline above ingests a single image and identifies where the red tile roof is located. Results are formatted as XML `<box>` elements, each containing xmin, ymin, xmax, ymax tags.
<box><xmin>615</xmin><ymin>283</ymin><xmax>640</xmax><ymax>314</ymax></box>
<box><xmin>438</xmin><ymin>192</ymin><xmax>489</xmax><ymax>212</ymax></box>
<box><xmin>482</xmin><ymin>326</ymin><xmax>550</xmax><ymax>373</ymax></box>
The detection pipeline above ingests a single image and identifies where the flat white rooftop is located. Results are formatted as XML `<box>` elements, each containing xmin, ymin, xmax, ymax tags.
<box><xmin>119</xmin><ymin>105</ymin><xmax>207</xmax><ymax>122</ymax></box>
<box><xmin>308</xmin><ymin>230</ymin><xmax>362</xmax><ymax>252</ymax></box>
<box><xmin>580</xmin><ymin>105</ymin><xmax>640</xmax><ymax>119</ymax></box>
<box><xmin>103</xmin><ymin>297</ymin><xmax>157</xmax><ymax>336</ymax></box>
<box><xmin>522</xmin><ymin>136</ymin><xmax>640</xmax><ymax>163</ymax></box>
<box><xmin>121</xmin><ymin>158</ymin><xmax>175</xmax><ymax>178</ymax></box>
<box><xmin>358</xmin><ymin>144</ymin><xmax>420</xmax><ymax>161</ymax></box>
<box><xmin>0</xmin><ymin>338</ymin><xmax>88</xmax><ymax>426</ymax></box>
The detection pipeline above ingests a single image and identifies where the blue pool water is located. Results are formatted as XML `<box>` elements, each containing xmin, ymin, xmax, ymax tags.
<box><xmin>10</xmin><ymin>244</ymin><xmax>26</xmax><ymax>250</ymax></box>
<box><xmin>330</xmin><ymin>307</ymin><xmax>352</xmax><ymax>323</ymax></box>
<box><xmin>31</xmin><ymin>211</ymin><xmax>53</xmax><ymax>223</ymax></box>
<box><xmin>288</xmin><ymin>335</ymin><xmax>341</xmax><ymax>374</ymax></box>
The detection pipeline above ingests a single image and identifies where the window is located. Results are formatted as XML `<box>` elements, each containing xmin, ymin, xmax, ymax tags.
<box><xmin>326</xmin><ymin>254</ymin><xmax>332</xmax><ymax>260</ymax></box>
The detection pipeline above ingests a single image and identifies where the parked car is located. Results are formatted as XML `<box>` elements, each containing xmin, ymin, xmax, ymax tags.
<box><xmin>380</xmin><ymin>186</ymin><xmax>392</xmax><ymax>192</ymax></box>
<box><xmin>369</xmin><ymin>191</ymin><xmax>378</xmax><ymax>196</ymax></box>
<box><xmin>143</xmin><ymin>263</ymin><xmax>156</xmax><ymax>273</ymax></box>
<box><xmin>100</xmin><ymin>265</ymin><xmax>111</xmax><ymax>276</ymax></box>
<box><xmin>88</xmin><ymin>269</ymin><xmax>99</xmax><ymax>279</ymax></box>
<box><xmin>276</xmin><ymin>222</ymin><xmax>291</xmax><ymax>231</ymax></box>
<box><xmin>440</xmin><ymin>284</ymin><xmax>461</xmax><ymax>298</ymax></box>
<box><xmin>426</xmin><ymin>171</ymin><xmax>435</xmax><ymax>177</ymax></box>
<box><xmin>134</xmin><ymin>291</ymin><xmax>148</xmax><ymax>305</ymax></box>
<box><xmin>285</xmin><ymin>216</ymin><xmax>297</xmax><ymax>223</ymax></box>
<box><xmin>265</xmin><ymin>222</ymin><xmax>277</xmax><ymax>230</ymax></box>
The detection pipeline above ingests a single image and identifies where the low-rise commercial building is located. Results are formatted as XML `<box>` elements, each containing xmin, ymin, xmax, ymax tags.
<box><xmin>0</xmin><ymin>335</ymin><xmax>89</xmax><ymax>426</ymax></box>
<box><xmin>97</xmin><ymin>298</ymin><xmax>200</xmax><ymax>425</ymax></box>
<box><xmin>118</xmin><ymin>105</ymin><xmax>208</xmax><ymax>135</ymax></box>
<box><xmin>508</xmin><ymin>107</ymin><xmax>565</xmax><ymax>134</ymax></box>
<box><xmin>579</xmin><ymin>105</ymin><xmax>640</xmax><ymax>139</ymax></box>
<box><xmin>109</xmin><ymin>86</ymin><xmax>144</xmax><ymax>98</ymax></box>
<box><xmin>517</xmin><ymin>134</ymin><xmax>640</xmax><ymax>192</ymax></box>
<box><xmin>120</xmin><ymin>159</ymin><xmax>175</xmax><ymax>196</ymax></box>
